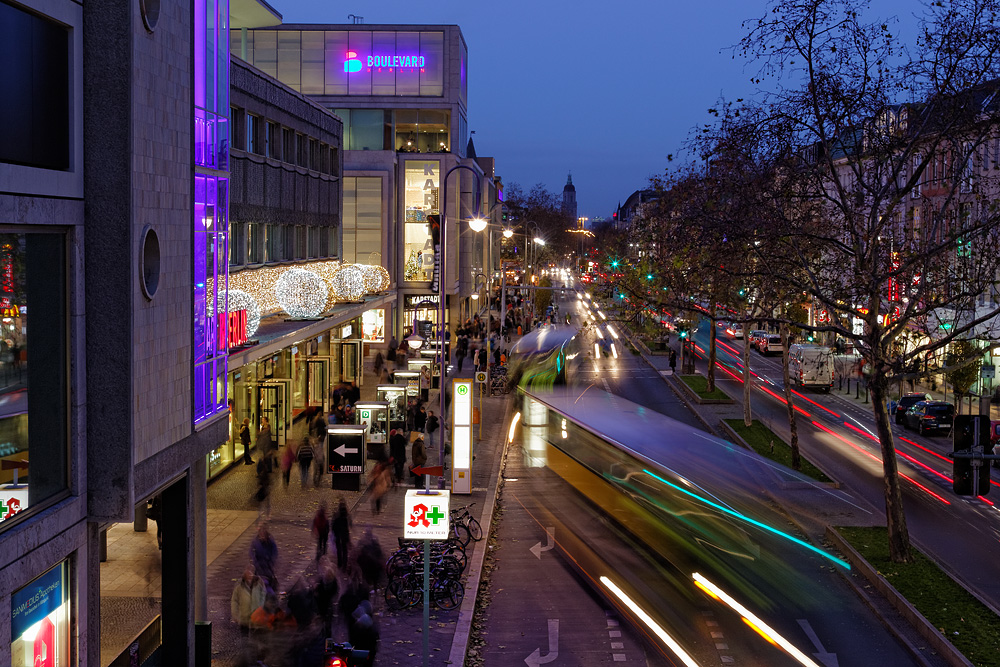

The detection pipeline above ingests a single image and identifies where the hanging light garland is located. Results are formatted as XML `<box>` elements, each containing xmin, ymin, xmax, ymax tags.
<box><xmin>274</xmin><ymin>268</ymin><xmax>328</xmax><ymax>318</ymax></box>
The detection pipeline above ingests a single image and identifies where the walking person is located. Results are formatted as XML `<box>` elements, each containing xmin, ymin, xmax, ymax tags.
<box><xmin>240</xmin><ymin>418</ymin><xmax>254</xmax><ymax>465</ymax></box>
<box><xmin>368</xmin><ymin>459</ymin><xmax>392</xmax><ymax>515</ymax></box>
<box><xmin>373</xmin><ymin>351</ymin><xmax>384</xmax><ymax>379</ymax></box>
<box><xmin>410</xmin><ymin>436</ymin><xmax>427</xmax><ymax>481</ymax></box>
<box><xmin>250</xmin><ymin>523</ymin><xmax>279</xmax><ymax>592</ymax></box>
<box><xmin>297</xmin><ymin>435</ymin><xmax>314</xmax><ymax>488</ymax></box>
<box><xmin>669</xmin><ymin>349</ymin><xmax>677</xmax><ymax>374</ymax></box>
<box><xmin>255</xmin><ymin>455</ymin><xmax>273</xmax><ymax>517</ymax></box>
<box><xmin>256</xmin><ymin>416</ymin><xmax>274</xmax><ymax>461</ymax></box>
<box><xmin>331</xmin><ymin>497</ymin><xmax>351</xmax><ymax>571</ymax></box>
<box><xmin>280</xmin><ymin>440</ymin><xmax>295</xmax><ymax>489</ymax></box>
<box><xmin>312</xmin><ymin>502</ymin><xmax>330</xmax><ymax>560</ymax></box>
<box><xmin>389</xmin><ymin>429</ymin><xmax>407</xmax><ymax>485</ymax></box>
<box><xmin>231</xmin><ymin>564</ymin><xmax>267</xmax><ymax>637</ymax></box>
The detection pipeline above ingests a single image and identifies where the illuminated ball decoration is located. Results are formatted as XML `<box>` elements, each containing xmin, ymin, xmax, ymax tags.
<box><xmin>331</xmin><ymin>265</ymin><xmax>366</xmax><ymax>302</ymax></box>
<box><xmin>274</xmin><ymin>268</ymin><xmax>328</xmax><ymax>318</ymax></box>
<box><xmin>376</xmin><ymin>265</ymin><xmax>391</xmax><ymax>291</ymax></box>
<box><xmin>219</xmin><ymin>289</ymin><xmax>261</xmax><ymax>338</ymax></box>
<box><xmin>358</xmin><ymin>264</ymin><xmax>383</xmax><ymax>294</ymax></box>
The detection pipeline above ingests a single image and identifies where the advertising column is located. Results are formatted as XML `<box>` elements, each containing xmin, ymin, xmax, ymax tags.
<box><xmin>451</xmin><ymin>378</ymin><xmax>473</xmax><ymax>494</ymax></box>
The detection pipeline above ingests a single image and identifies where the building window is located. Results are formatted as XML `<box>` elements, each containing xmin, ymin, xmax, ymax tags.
<box><xmin>328</xmin><ymin>146</ymin><xmax>338</xmax><ymax>175</ymax></box>
<box><xmin>0</xmin><ymin>2</ymin><xmax>70</xmax><ymax>171</ymax></box>
<box><xmin>247</xmin><ymin>223</ymin><xmax>263</xmax><ymax>264</ymax></box>
<box><xmin>265</xmin><ymin>121</ymin><xmax>280</xmax><ymax>159</ymax></box>
<box><xmin>0</xmin><ymin>233</ymin><xmax>68</xmax><ymax>530</ymax></box>
<box><xmin>308</xmin><ymin>226</ymin><xmax>320</xmax><ymax>258</ymax></box>
<box><xmin>246</xmin><ymin>114</ymin><xmax>262</xmax><ymax>154</ymax></box>
<box><xmin>229</xmin><ymin>221</ymin><xmax>244</xmax><ymax>266</ymax></box>
<box><xmin>334</xmin><ymin>109</ymin><xmax>389</xmax><ymax>151</ymax></box>
<box><xmin>403</xmin><ymin>161</ymin><xmax>439</xmax><ymax>282</ymax></box>
<box><xmin>395</xmin><ymin>109</ymin><xmax>451</xmax><ymax>153</ymax></box>
<box><xmin>362</xmin><ymin>309</ymin><xmax>384</xmax><ymax>342</ymax></box>
<box><xmin>230</xmin><ymin>107</ymin><xmax>243</xmax><ymax>152</ymax></box>
<box><xmin>283</xmin><ymin>128</ymin><xmax>294</xmax><ymax>164</ymax></box>
<box><xmin>295</xmin><ymin>226</ymin><xmax>307</xmax><ymax>260</ymax></box>
<box><xmin>343</xmin><ymin>177</ymin><xmax>382</xmax><ymax>264</ymax></box>
<box><xmin>265</xmin><ymin>224</ymin><xmax>284</xmax><ymax>262</ymax></box>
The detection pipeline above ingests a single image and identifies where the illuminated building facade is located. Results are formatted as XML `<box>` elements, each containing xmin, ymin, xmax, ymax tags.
<box><xmin>234</xmin><ymin>23</ymin><xmax>497</xmax><ymax>348</ymax></box>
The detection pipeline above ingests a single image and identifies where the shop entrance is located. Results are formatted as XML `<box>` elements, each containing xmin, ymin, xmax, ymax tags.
<box><xmin>341</xmin><ymin>340</ymin><xmax>363</xmax><ymax>385</ymax></box>
<box><xmin>256</xmin><ymin>379</ymin><xmax>291</xmax><ymax>447</ymax></box>
<box><xmin>307</xmin><ymin>356</ymin><xmax>332</xmax><ymax>413</ymax></box>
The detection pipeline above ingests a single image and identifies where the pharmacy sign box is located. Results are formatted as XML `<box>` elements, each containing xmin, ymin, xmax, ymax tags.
<box><xmin>403</xmin><ymin>489</ymin><xmax>450</xmax><ymax>540</ymax></box>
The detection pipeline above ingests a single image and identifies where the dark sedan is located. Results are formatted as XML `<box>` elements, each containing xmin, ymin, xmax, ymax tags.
<box><xmin>903</xmin><ymin>401</ymin><xmax>955</xmax><ymax>435</ymax></box>
<box><xmin>893</xmin><ymin>392</ymin><xmax>932</xmax><ymax>424</ymax></box>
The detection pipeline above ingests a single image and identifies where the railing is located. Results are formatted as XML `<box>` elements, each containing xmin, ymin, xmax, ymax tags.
<box><xmin>108</xmin><ymin>615</ymin><xmax>161</xmax><ymax>667</ymax></box>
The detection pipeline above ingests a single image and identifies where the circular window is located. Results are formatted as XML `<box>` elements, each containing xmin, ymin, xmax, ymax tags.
<box><xmin>140</xmin><ymin>226</ymin><xmax>161</xmax><ymax>300</ymax></box>
<box><xmin>140</xmin><ymin>0</ymin><xmax>160</xmax><ymax>32</ymax></box>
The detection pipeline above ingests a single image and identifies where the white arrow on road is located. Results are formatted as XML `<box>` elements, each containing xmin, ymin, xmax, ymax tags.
<box><xmin>524</xmin><ymin>618</ymin><xmax>559</xmax><ymax>666</ymax></box>
<box><xmin>529</xmin><ymin>526</ymin><xmax>555</xmax><ymax>559</ymax></box>
<box><xmin>797</xmin><ymin>619</ymin><xmax>839</xmax><ymax>667</ymax></box>
<box><xmin>333</xmin><ymin>444</ymin><xmax>358</xmax><ymax>457</ymax></box>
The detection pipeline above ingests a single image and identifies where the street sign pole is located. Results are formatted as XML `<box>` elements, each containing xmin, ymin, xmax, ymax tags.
<box><xmin>404</xmin><ymin>484</ymin><xmax>449</xmax><ymax>667</ymax></box>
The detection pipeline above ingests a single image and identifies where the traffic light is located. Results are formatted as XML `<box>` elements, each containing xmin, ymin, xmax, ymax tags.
<box><xmin>646</xmin><ymin>273</ymin><xmax>653</xmax><ymax>280</ymax></box>
<box><xmin>953</xmin><ymin>415</ymin><xmax>992</xmax><ymax>496</ymax></box>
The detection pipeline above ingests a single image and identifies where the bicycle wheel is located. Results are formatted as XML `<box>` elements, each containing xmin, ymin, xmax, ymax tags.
<box><xmin>435</xmin><ymin>555</ymin><xmax>464</xmax><ymax>579</ymax></box>
<box><xmin>433</xmin><ymin>577</ymin><xmax>464</xmax><ymax>610</ymax></box>
<box><xmin>385</xmin><ymin>577</ymin><xmax>412</xmax><ymax>611</ymax></box>
<box><xmin>466</xmin><ymin>517</ymin><xmax>483</xmax><ymax>541</ymax></box>
<box><xmin>452</xmin><ymin>521</ymin><xmax>471</xmax><ymax>547</ymax></box>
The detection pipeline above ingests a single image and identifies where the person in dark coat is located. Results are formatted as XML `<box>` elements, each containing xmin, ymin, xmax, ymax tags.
<box><xmin>389</xmin><ymin>429</ymin><xmax>408</xmax><ymax>484</ymax></box>
<box><xmin>313</xmin><ymin>565</ymin><xmax>339</xmax><ymax>638</ymax></box>
<box><xmin>330</xmin><ymin>497</ymin><xmax>351</xmax><ymax>570</ymax></box>
<box><xmin>240</xmin><ymin>418</ymin><xmax>253</xmax><ymax>465</ymax></box>
<box><xmin>249</xmin><ymin>523</ymin><xmax>279</xmax><ymax>592</ymax></box>
<box><xmin>669</xmin><ymin>349</ymin><xmax>677</xmax><ymax>374</ymax></box>
<box><xmin>312</xmin><ymin>502</ymin><xmax>330</xmax><ymax>560</ymax></box>
<box><xmin>410</xmin><ymin>436</ymin><xmax>427</xmax><ymax>480</ymax></box>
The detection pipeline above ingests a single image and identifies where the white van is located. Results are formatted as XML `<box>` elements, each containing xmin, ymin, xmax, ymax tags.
<box><xmin>788</xmin><ymin>344</ymin><xmax>834</xmax><ymax>391</ymax></box>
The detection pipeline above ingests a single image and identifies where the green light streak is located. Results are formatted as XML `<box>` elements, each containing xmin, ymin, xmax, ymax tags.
<box><xmin>642</xmin><ymin>468</ymin><xmax>851</xmax><ymax>570</ymax></box>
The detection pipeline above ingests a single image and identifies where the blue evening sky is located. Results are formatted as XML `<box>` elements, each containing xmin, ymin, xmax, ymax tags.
<box><xmin>271</xmin><ymin>0</ymin><xmax>916</xmax><ymax>219</ymax></box>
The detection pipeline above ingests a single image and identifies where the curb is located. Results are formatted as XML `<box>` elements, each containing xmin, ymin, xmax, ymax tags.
<box><xmin>825</xmin><ymin>526</ymin><xmax>972</xmax><ymax>667</ymax></box>
<box><xmin>673</xmin><ymin>374</ymin><xmax>735</xmax><ymax>405</ymax></box>
<box><xmin>447</xmin><ymin>397</ymin><xmax>511</xmax><ymax>665</ymax></box>
<box><xmin>715</xmin><ymin>419</ymin><xmax>842</xmax><ymax>489</ymax></box>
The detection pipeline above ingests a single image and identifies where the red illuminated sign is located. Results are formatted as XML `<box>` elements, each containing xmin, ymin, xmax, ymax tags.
<box><xmin>217</xmin><ymin>309</ymin><xmax>248</xmax><ymax>349</ymax></box>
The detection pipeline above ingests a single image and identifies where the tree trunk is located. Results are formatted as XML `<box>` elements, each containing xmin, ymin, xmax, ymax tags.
<box><xmin>743</xmin><ymin>316</ymin><xmax>752</xmax><ymax>427</ymax></box>
<box><xmin>780</xmin><ymin>322</ymin><xmax>800</xmax><ymax>470</ymax></box>
<box><xmin>868</xmin><ymin>374</ymin><xmax>913</xmax><ymax>563</ymax></box>
<box><xmin>707</xmin><ymin>307</ymin><xmax>718</xmax><ymax>393</ymax></box>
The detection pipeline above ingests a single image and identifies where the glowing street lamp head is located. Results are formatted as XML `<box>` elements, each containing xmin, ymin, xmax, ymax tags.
<box><xmin>469</xmin><ymin>217</ymin><xmax>488</xmax><ymax>232</ymax></box>
<box><xmin>534</xmin><ymin>238</ymin><xmax>546</xmax><ymax>246</ymax></box>
<box><xmin>503</xmin><ymin>228</ymin><xmax>514</xmax><ymax>239</ymax></box>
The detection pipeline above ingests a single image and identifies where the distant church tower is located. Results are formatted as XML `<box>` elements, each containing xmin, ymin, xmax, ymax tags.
<box><xmin>562</xmin><ymin>172</ymin><xmax>577</xmax><ymax>222</ymax></box>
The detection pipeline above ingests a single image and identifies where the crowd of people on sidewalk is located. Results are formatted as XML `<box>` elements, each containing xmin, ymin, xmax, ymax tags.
<box><xmin>230</xmin><ymin>500</ymin><xmax>384</xmax><ymax>667</ymax></box>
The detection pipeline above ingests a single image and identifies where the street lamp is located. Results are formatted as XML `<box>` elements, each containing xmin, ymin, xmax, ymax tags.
<box><xmin>438</xmin><ymin>164</ymin><xmax>485</xmax><ymax>476</ymax></box>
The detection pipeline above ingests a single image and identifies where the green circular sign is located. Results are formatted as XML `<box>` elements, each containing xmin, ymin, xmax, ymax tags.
<box><xmin>361</xmin><ymin>410</ymin><xmax>371</xmax><ymax>419</ymax></box>
<box><xmin>457</xmin><ymin>385</ymin><xmax>469</xmax><ymax>396</ymax></box>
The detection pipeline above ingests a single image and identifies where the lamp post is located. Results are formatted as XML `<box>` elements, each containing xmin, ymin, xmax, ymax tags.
<box><xmin>438</xmin><ymin>164</ymin><xmax>485</xmax><ymax>476</ymax></box>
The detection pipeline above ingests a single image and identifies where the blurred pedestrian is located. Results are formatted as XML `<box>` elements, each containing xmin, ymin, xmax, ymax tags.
<box><xmin>240</xmin><ymin>418</ymin><xmax>254</xmax><ymax>465</ymax></box>
<box><xmin>230</xmin><ymin>564</ymin><xmax>266</xmax><ymax>637</ymax></box>
<box><xmin>355</xmin><ymin>528</ymin><xmax>384</xmax><ymax>593</ymax></box>
<box><xmin>255</xmin><ymin>455</ymin><xmax>272</xmax><ymax>517</ymax></box>
<box><xmin>669</xmin><ymin>349</ymin><xmax>677</xmax><ymax>374</ymax></box>
<box><xmin>312</xmin><ymin>501</ymin><xmax>330</xmax><ymax>560</ymax></box>
<box><xmin>410</xmin><ymin>436</ymin><xmax>427</xmax><ymax>481</ymax></box>
<box><xmin>280</xmin><ymin>440</ymin><xmax>295</xmax><ymax>489</ymax></box>
<box><xmin>373</xmin><ymin>351</ymin><xmax>384</xmax><ymax>378</ymax></box>
<box><xmin>331</xmin><ymin>497</ymin><xmax>351</xmax><ymax>570</ymax></box>
<box><xmin>349</xmin><ymin>601</ymin><xmax>379</xmax><ymax>667</ymax></box>
<box><xmin>313</xmin><ymin>564</ymin><xmax>339</xmax><ymax>638</ymax></box>
<box><xmin>369</xmin><ymin>459</ymin><xmax>392</xmax><ymax>514</ymax></box>
<box><xmin>249</xmin><ymin>523</ymin><xmax>279</xmax><ymax>592</ymax></box>
<box><xmin>256</xmin><ymin>416</ymin><xmax>274</xmax><ymax>462</ymax></box>
<box><xmin>389</xmin><ymin>429</ymin><xmax>407</xmax><ymax>485</ymax></box>
<box><xmin>297</xmin><ymin>435</ymin><xmax>314</xmax><ymax>488</ymax></box>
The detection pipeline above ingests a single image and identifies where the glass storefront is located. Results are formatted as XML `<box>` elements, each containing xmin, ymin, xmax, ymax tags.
<box><xmin>403</xmin><ymin>161</ymin><xmax>439</xmax><ymax>282</ymax></box>
<box><xmin>210</xmin><ymin>319</ymin><xmax>367</xmax><ymax>479</ymax></box>
<box><xmin>395</xmin><ymin>109</ymin><xmax>450</xmax><ymax>153</ymax></box>
<box><xmin>403</xmin><ymin>294</ymin><xmax>440</xmax><ymax>337</ymax></box>
<box><xmin>0</xmin><ymin>233</ymin><xmax>67</xmax><ymax>530</ymax></box>
<box><xmin>362</xmin><ymin>309</ymin><xmax>384</xmax><ymax>342</ymax></box>
<box><xmin>11</xmin><ymin>560</ymin><xmax>70</xmax><ymax>667</ymax></box>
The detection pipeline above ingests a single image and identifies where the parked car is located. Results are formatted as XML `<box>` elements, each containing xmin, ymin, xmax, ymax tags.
<box><xmin>759</xmin><ymin>334</ymin><xmax>784</xmax><ymax>356</ymax></box>
<box><xmin>787</xmin><ymin>344</ymin><xmax>834</xmax><ymax>391</ymax></box>
<box><xmin>893</xmin><ymin>392</ymin><xmax>932</xmax><ymax>424</ymax></box>
<box><xmin>903</xmin><ymin>401</ymin><xmax>955</xmax><ymax>435</ymax></box>
<box><xmin>725</xmin><ymin>323</ymin><xmax>744</xmax><ymax>339</ymax></box>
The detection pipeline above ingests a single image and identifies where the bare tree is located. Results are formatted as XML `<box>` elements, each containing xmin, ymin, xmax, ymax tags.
<box><xmin>738</xmin><ymin>0</ymin><xmax>1000</xmax><ymax>561</ymax></box>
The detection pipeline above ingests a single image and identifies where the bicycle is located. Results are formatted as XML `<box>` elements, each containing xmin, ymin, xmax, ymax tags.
<box><xmin>384</xmin><ymin>555</ymin><xmax>464</xmax><ymax>611</ymax></box>
<box><xmin>450</xmin><ymin>503</ymin><xmax>483</xmax><ymax>542</ymax></box>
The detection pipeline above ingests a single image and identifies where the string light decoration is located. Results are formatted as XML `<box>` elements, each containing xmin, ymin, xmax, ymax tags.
<box><xmin>275</xmin><ymin>268</ymin><xmax>328</xmax><ymax>318</ymax></box>
<box><xmin>331</xmin><ymin>265</ymin><xmax>366</xmax><ymax>302</ymax></box>
<box><xmin>219</xmin><ymin>289</ymin><xmax>261</xmax><ymax>337</ymax></box>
